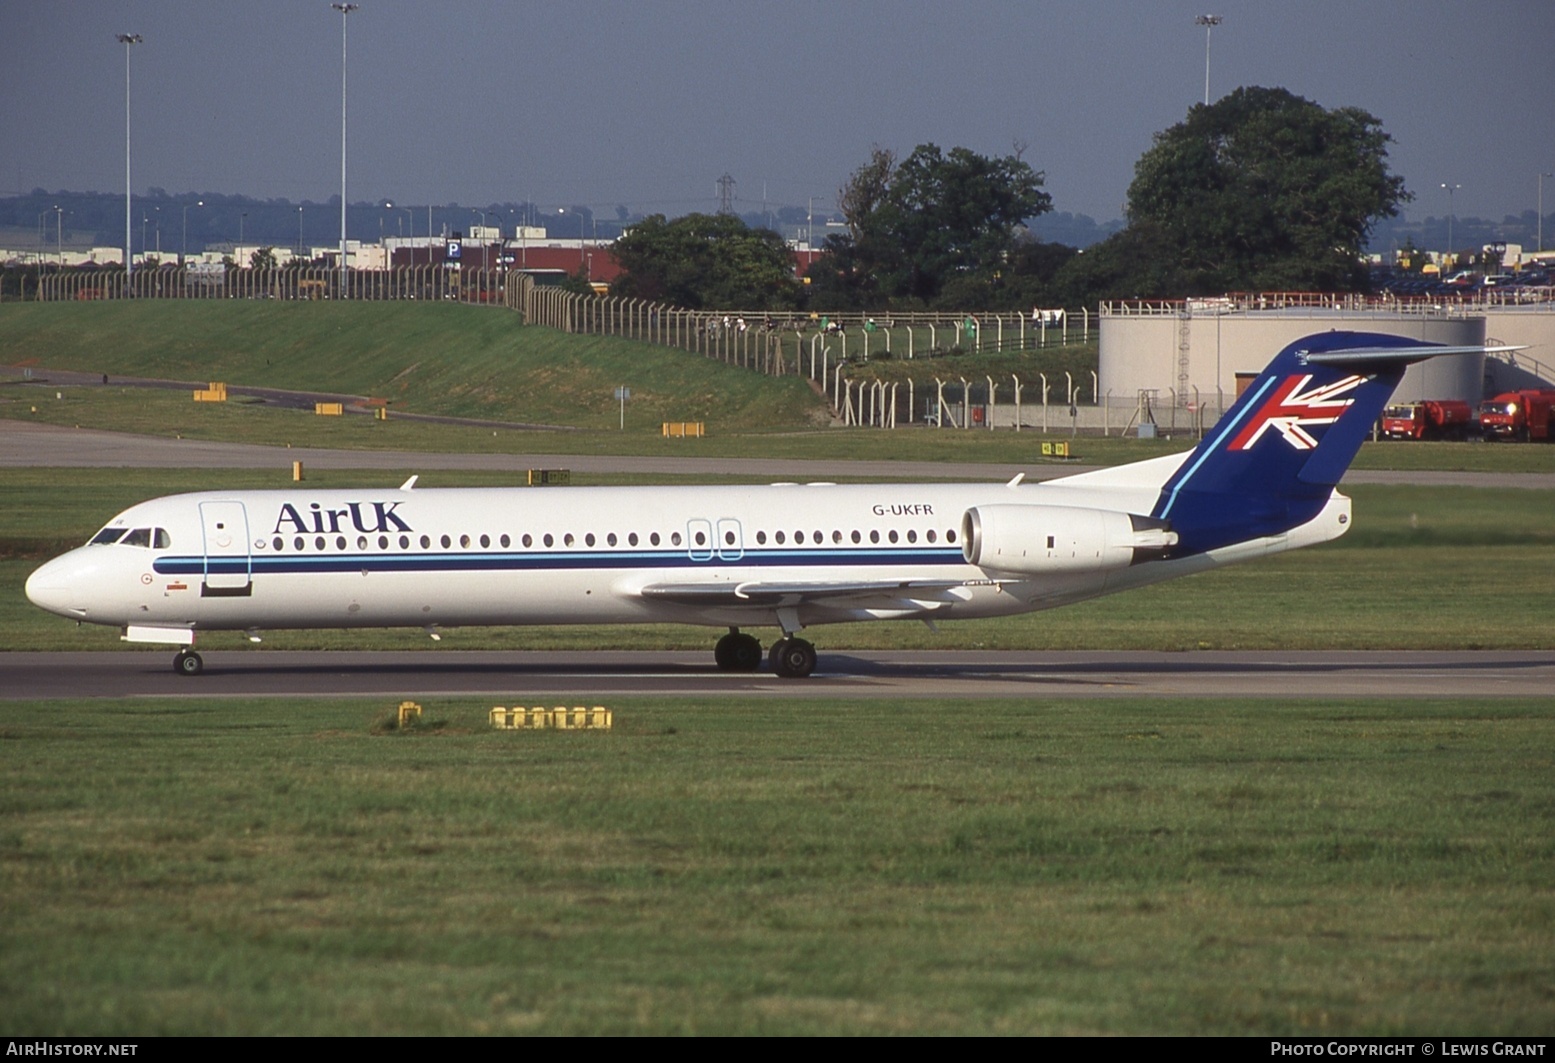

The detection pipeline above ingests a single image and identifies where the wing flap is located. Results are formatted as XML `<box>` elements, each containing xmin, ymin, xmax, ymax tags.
<box><xmin>639</xmin><ymin>578</ymin><xmax>970</xmax><ymax>607</ymax></box>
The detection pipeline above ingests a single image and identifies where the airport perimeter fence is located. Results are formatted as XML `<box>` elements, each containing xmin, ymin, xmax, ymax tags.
<box><xmin>831</xmin><ymin>374</ymin><xmax>1225</xmax><ymax>436</ymax></box>
<box><xmin>511</xmin><ymin>273</ymin><xmax>1098</xmax><ymax>427</ymax></box>
<box><xmin>29</xmin><ymin>264</ymin><xmax>508</xmax><ymax>303</ymax></box>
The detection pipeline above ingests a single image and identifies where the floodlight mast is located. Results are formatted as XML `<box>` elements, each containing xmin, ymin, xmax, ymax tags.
<box><xmin>1441</xmin><ymin>183</ymin><xmax>1461</xmax><ymax>265</ymax></box>
<box><xmin>1195</xmin><ymin>15</ymin><xmax>1222</xmax><ymax>106</ymax></box>
<box><xmin>1539</xmin><ymin>172</ymin><xmax>1553</xmax><ymax>253</ymax></box>
<box><xmin>117</xmin><ymin>33</ymin><xmax>142</xmax><ymax>280</ymax></box>
<box><xmin>333</xmin><ymin>3</ymin><xmax>359</xmax><ymax>297</ymax></box>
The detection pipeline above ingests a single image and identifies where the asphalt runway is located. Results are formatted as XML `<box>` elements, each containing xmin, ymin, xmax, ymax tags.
<box><xmin>4</xmin><ymin>649</ymin><xmax>1553</xmax><ymax>701</ymax></box>
<box><xmin>5</xmin><ymin>419</ymin><xmax>1555</xmax><ymax>487</ymax></box>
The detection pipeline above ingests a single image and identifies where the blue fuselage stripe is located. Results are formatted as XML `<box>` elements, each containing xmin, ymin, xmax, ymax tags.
<box><xmin>155</xmin><ymin>547</ymin><xmax>966</xmax><ymax>577</ymax></box>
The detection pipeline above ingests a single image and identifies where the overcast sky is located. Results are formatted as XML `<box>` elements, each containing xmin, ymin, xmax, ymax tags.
<box><xmin>2</xmin><ymin>0</ymin><xmax>1551</xmax><ymax>226</ymax></box>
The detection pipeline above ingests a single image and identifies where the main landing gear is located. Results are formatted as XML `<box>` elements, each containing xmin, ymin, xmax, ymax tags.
<box><xmin>713</xmin><ymin>628</ymin><xmax>763</xmax><ymax>671</ymax></box>
<box><xmin>712</xmin><ymin>627</ymin><xmax>817</xmax><ymax>678</ymax></box>
<box><xmin>173</xmin><ymin>649</ymin><xmax>204</xmax><ymax>677</ymax></box>
<box><xmin>768</xmin><ymin>637</ymin><xmax>817</xmax><ymax>679</ymax></box>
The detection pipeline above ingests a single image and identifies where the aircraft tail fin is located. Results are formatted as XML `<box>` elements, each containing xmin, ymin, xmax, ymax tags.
<box><xmin>1151</xmin><ymin>330</ymin><xmax>1486</xmax><ymax>554</ymax></box>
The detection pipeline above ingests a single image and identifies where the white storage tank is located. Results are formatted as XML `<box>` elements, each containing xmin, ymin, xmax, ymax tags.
<box><xmin>1099</xmin><ymin>305</ymin><xmax>1485</xmax><ymax>417</ymax></box>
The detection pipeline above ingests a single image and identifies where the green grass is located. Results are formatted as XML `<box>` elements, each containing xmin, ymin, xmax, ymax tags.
<box><xmin>0</xmin><ymin>300</ymin><xmax>824</xmax><ymax>430</ymax></box>
<box><xmin>1</xmin><ymin>696</ymin><xmax>1550</xmax><ymax>1035</ymax></box>
<box><xmin>4</xmin><ymin>468</ymin><xmax>1553</xmax><ymax>652</ymax></box>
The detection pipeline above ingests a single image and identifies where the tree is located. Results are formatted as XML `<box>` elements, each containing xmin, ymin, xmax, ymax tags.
<box><xmin>249</xmin><ymin>246</ymin><xmax>277</xmax><ymax>271</ymax></box>
<box><xmin>611</xmin><ymin>213</ymin><xmax>799</xmax><ymax>310</ymax></box>
<box><xmin>1125</xmin><ymin>86</ymin><xmax>1409</xmax><ymax>293</ymax></box>
<box><xmin>818</xmin><ymin>144</ymin><xmax>1052</xmax><ymax>307</ymax></box>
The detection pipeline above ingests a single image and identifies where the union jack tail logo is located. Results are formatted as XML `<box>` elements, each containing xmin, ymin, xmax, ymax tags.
<box><xmin>1229</xmin><ymin>373</ymin><xmax>1366</xmax><ymax>452</ymax></box>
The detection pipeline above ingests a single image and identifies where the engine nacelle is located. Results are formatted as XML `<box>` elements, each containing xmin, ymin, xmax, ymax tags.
<box><xmin>960</xmin><ymin>504</ymin><xmax>1177</xmax><ymax>575</ymax></box>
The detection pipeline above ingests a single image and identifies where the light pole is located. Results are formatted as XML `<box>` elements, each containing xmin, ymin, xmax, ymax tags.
<box><xmin>1539</xmin><ymin>172</ymin><xmax>1553</xmax><ymax>253</ymax></box>
<box><xmin>239</xmin><ymin>211</ymin><xmax>247</xmax><ymax>248</ymax></box>
<box><xmin>1441</xmin><ymin>183</ymin><xmax>1460</xmax><ymax>271</ymax></box>
<box><xmin>117</xmin><ymin>33</ymin><xmax>142</xmax><ymax>278</ymax></box>
<box><xmin>182</xmin><ymin>199</ymin><xmax>203</xmax><ymax>263</ymax></box>
<box><xmin>298</xmin><ymin>206</ymin><xmax>305</xmax><ymax>256</ymax></box>
<box><xmin>333</xmin><ymin>3</ymin><xmax>359</xmax><ymax>297</ymax></box>
<box><xmin>54</xmin><ymin>206</ymin><xmax>64</xmax><ymax>266</ymax></box>
<box><xmin>472</xmin><ymin>209</ymin><xmax>491</xmax><ymax>272</ymax></box>
<box><xmin>1195</xmin><ymin>15</ymin><xmax>1222</xmax><ymax>107</ymax></box>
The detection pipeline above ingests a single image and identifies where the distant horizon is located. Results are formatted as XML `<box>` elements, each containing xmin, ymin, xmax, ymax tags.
<box><xmin>3</xmin><ymin>185</ymin><xmax>1551</xmax><ymax>262</ymax></box>
<box><xmin>2</xmin><ymin>2</ymin><xmax>1550</xmax><ymax>240</ymax></box>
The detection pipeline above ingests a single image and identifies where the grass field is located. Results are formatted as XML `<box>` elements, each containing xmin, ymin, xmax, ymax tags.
<box><xmin>2</xmin><ymin>696</ymin><xmax>1550</xmax><ymax>1035</ymax></box>
<box><xmin>3</xmin><ymin>468</ymin><xmax>1552</xmax><ymax>653</ymax></box>
<box><xmin>0</xmin><ymin>300</ymin><xmax>824</xmax><ymax>431</ymax></box>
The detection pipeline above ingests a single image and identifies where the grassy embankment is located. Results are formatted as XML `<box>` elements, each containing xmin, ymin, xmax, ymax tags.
<box><xmin>2</xmin><ymin>466</ymin><xmax>1551</xmax><ymax>652</ymax></box>
<box><xmin>0</xmin><ymin>299</ymin><xmax>823</xmax><ymax>432</ymax></box>
<box><xmin>5</xmin><ymin>300</ymin><xmax>1553</xmax><ymax>471</ymax></box>
<box><xmin>1</xmin><ymin>695</ymin><xmax>1550</xmax><ymax>1035</ymax></box>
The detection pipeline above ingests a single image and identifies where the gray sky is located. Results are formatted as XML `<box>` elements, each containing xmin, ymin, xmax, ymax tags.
<box><xmin>3</xmin><ymin>0</ymin><xmax>1551</xmax><ymax>225</ymax></box>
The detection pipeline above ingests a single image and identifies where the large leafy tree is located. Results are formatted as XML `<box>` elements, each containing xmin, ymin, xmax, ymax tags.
<box><xmin>611</xmin><ymin>212</ymin><xmax>799</xmax><ymax>310</ymax></box>
<box><xmin>815</xmin><ymin>144</ymin><xmax>1052</xmax><ymax>307</ymax></box>
<box><xmin>1124</xmin><ymin>86</ymin><xmax>1409</xmax><ymax>293</ymax></box>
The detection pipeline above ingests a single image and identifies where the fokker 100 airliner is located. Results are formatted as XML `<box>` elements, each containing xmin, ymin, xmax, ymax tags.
<box><xmin>26</xmin><ymin>331</ymin><xmax>1494</xmax><ymax>678</ymax></box>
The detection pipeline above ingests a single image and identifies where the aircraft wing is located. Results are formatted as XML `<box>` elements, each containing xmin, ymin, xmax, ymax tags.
<box><xmin>638</xmin><ymin>578</ymin><xmax>973</xmax><ymax>607</ymax></box>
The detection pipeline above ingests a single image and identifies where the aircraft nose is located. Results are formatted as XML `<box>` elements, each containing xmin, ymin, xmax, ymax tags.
<box><xmin>25</xmin><ymin>555</ymin><xmax>90</xmax><ymax>619</ymax></box>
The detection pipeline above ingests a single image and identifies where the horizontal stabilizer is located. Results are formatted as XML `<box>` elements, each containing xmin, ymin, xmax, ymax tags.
<box><xmin>1306</xmin><ymin>343</ymin><xmax>1523</xmax><ymax>367</ymax></box>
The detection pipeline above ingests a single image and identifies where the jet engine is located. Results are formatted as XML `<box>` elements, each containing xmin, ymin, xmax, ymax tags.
<box><xmin>960</xmin><ymin>505</ymin><xmax>1177</xmax><ymax>575</ymax></box>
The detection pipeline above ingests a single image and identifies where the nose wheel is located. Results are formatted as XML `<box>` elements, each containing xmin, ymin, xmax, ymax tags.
<box><xmin>768</xmin><ymin>637</ymin><xmax>817</xmax><ymax>679</ymax></box>
<box><xmin>173</xmin><ymin>650</ymin><xmax>204</xmax><ymax>677</ymax></box>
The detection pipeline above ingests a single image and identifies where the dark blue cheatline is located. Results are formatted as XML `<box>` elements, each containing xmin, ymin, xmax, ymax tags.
<box><xmin>155</xmin><ymin>547</ymin><xmax>966</xmax><ymax>578</ymax></box>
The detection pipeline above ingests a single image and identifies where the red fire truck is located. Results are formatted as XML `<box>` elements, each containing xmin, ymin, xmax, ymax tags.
<box><xmin>1380</xmin><ymin>400</ymin><xmax>1475</xmax><ymax>440</ymax></box>
<box><xmin>1479</xmin><ymin>389</ymin><xmax>1555</xmax><ymax>442</ymax></box>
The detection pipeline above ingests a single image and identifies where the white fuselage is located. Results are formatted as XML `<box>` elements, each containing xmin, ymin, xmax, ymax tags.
<box><xmin>25</xmin><ymin>474</ymin><xmax>1351</xmax><ymax>642</ymax></box>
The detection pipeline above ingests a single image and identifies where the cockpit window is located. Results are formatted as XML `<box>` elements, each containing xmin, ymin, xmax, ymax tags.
<box><xmin>90</xmin><ymin>528</ymin><xmax>126</xmax><ymax>545</ymax></box>
<box><xmin>153</xmin><ymin>528</ymin><xmax>171</xmax><ymax>549</ymax></box>
<box><xmin>120</xmin><ymin>528</ymin><xmax>152</xmax><ymax>548</ymax></box>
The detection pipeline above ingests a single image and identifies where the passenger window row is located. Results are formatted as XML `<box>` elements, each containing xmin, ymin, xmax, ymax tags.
<box><xmin>257</xmin><ymin>526</ymin><xmax>959</xmax><ymax>553</ymax></box>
